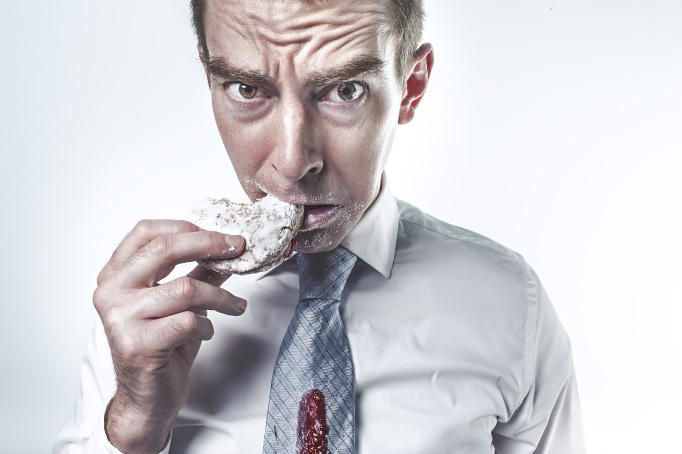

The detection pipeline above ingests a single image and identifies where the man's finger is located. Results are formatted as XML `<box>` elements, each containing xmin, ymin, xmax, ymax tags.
<box><xmin>98</xmin><ymin>220</ymin><xmax>202</xmax><ymax>285</ymax></box>
<box><xmin>114</xmin><ymin>231</ymin><xmax>245</xmax><ymax>288</ymax></box>
<box><xmin>136</xmin><ymin>276</ymin><xmax>246</xmax><ymax>319</ymax></box>
<box><xmin>187</xmin><ymin>264</ymin><xmax>231</xmax><ymax>287</ymax></box>
<box><xmin>145</xmin><ymin>311</ymin><xmax>216</xmax><ymax>352</ymax></box>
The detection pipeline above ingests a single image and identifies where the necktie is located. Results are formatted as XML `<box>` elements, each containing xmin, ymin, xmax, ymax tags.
<box><xmin>263</xmin><ymin>247</ymin><xmax>358</xmax><ymax>454</ymax></box>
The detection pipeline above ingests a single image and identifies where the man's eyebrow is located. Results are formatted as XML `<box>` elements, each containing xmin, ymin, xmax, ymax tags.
<box><xmin>206</xmin><ymin>58</ymin><xmax>275</xmax><ymax>87</ymax></box>
<box><xmin>206</xmin><ymin>55</ymin><xmax>386</xmax><ymax>88</ymax></box>
<box><xmin>306</xmin><ymin>55</ymin><xmax>386</xmax><ymax>87</ymax></box>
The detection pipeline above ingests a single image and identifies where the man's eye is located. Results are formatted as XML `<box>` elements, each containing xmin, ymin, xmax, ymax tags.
<box><xmin>227</xmin><ymin>82</ymin><xmax>259</xmax><ymax>100</ymax></box>
<box><xmin>328</xmin><ymin>81</ymin><xmax>365</xmax><ymax>103</ymax></box>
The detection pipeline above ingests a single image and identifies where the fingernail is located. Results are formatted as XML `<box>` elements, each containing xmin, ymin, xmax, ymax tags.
<box><xmin>225</xmin><ymin>235</ymin><xmax>244</xmax><ymax>250</ymax></box>
<box><xmin>237</xmin><ymin>298</ymin><xmax>248</xmax><ymax>313</ymax></box>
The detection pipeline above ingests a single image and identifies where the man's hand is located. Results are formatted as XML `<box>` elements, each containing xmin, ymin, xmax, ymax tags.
<box><xmin>93</xmin><ymin>220</ymin><xmax>246</xmax><ymax>454</ymax></box>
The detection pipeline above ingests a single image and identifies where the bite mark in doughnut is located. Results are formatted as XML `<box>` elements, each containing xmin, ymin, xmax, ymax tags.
<box><xmin>188</xmin><ymin>195</ymin><xmax>304</xmax><ymax>274</ymax></box>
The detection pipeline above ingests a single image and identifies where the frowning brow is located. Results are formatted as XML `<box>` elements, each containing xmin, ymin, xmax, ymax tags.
<box><xmin>206</xmin><ymin>55</ymin><xmax>386</xmax><ymax>88</ymax></box>
<box><xmin>207</xmin><ymin>58</ymin><xmax>274</xmax><ymax>87</ymax></box>
<box><xmin>307</xmin><ymin>55</ymin><xmax>386</xmax><ymax>87</ymax></box>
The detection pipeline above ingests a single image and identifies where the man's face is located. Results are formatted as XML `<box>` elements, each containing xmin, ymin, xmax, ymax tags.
<box><xmin>203</xmin><ymin>0</ymin><xmax>407</xmax><ymax>252</ymax></box>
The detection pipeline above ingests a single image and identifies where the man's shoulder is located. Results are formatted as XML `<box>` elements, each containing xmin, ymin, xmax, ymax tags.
<box><xmin>395</xmin><ymin>198</ymin><xmax>529</xmax><ymax>270</ymax></box>
<box><xmin>393</xmin><ymin>198</ymin><xmax>542</xmax><ymax>310</ymax></box>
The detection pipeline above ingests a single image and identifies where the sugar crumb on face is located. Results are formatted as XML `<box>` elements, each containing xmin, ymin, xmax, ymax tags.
<box><xmin>295</xmin><ymin>201</ymin><xmax>364</xmax><ymax>252</ymax></box>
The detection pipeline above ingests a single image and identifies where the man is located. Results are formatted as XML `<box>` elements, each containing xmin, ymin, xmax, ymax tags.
<box><xmin>55</xmin><ymin>0</ymin><xmax>586</xmax><ymax>452</ymax></box>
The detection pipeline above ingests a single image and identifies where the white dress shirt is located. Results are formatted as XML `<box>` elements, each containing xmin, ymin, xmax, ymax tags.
<box><xmin>54</xmin><ymin>177</ymin><xmax>586</xmax><ymax>453</ymax></box>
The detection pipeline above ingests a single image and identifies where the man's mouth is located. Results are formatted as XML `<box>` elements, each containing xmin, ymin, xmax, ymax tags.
<box><xmin>300</xmin><ymin>205</ymin><xmax>339</xmax><ymax>231</ymax></box>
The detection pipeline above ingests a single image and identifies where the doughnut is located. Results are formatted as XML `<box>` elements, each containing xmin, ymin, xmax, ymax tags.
<box><xmin>188</xmin><ymin>195</ymin><xmax>304</xmax><ymax>274</ymax></box>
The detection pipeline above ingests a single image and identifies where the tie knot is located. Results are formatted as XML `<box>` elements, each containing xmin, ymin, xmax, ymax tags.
<box><xmin>297</xmin><ymin>247</ymin><xmax>358</xmax><ymax>301</ymax></box>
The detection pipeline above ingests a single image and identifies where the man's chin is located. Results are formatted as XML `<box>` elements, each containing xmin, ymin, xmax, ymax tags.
<box><xmin>293</xmin><ymin>202</ymin><xmax>366</xmax><ymax>253</ymax></box>
<box><xmin>294</xmin><ymin>229</ymin><xmax>345</xmax><ymax>254</ymax></box>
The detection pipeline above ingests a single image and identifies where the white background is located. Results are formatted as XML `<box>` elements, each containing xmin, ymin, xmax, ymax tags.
<box><xmin>1</xmin><ymin>0</ymin><xmax>680</xmax><ymax>452</ymax></box>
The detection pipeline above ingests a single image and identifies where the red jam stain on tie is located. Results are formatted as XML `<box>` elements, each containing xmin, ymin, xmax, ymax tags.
<box><xmin>297</xmin><ymin>389</ymin><xmax>329</xmax><ymax>454</ymax></box>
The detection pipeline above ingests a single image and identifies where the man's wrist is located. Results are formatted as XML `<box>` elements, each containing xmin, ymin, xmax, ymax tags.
<box><xmin>104</xmin><ymin>396</ymin><xmax>174</xmax><ymax>454</ymax></box>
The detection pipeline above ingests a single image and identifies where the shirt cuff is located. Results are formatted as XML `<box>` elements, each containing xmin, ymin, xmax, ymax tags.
<box><xmin>92</xmin><ymin>407</ymin><xmax>172</xmax><ymax>454</ymax></box>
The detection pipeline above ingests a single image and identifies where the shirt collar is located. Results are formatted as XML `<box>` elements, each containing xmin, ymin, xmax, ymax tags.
<box><xmin>339</xmin><ymin>173</ymin><xmax>398</xmax><ymax>278</ymax></box>
<box><xmin>256</xmin><ymin>173</ymin><xmax>399</xmax><ymax>280</ymax></box>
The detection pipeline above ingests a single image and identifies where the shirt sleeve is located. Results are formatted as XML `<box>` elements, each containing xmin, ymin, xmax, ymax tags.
<box><xmin>491</xmin><ymin>267</ymin><xmax>587</xmax><ymax>454</ymax></box>
<box><xmin>52</xmin><ymin>320</ymin><xmax>172</xmax><ymax>454</ymax></box>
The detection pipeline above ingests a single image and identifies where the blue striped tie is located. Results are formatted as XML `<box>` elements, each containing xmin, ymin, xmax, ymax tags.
<box><xmin>263</xmin><ymin>247</ymin><xmax>358</xmax><ymax>454</ymax></box>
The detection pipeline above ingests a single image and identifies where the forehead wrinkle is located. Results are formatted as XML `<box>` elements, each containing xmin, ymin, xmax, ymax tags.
<box><xmin>308</xmin><ymin>25</ymin><xmax>383</xmax><ymax>61</ymax></box>
<box><xmin>207</xmin><ymin>0</ymin><xmax>393</xmax><ymax>86</ymax></box>
<box><xmin>208</xmin><ymin>0</ymin><xmax>285</xmax><ymax>73</ymax></box>
<box><xmin>293</xmin><ymin>8</ymin><xmax>389</xmax><ymax>61</ymax></box>
<box><xmin>244</xmin><ymin>1</ymin><xmax>387</xmax><ymax>47</ymax></box>
<box><xmin>208</xmin><ymin>0</ymin><xmax>254</xmax><ymax>44</ymax></box>
<box><xmin>208</xmin><ymin>2</ymin><xmax>285</xmax><ymax>81</ymax></box>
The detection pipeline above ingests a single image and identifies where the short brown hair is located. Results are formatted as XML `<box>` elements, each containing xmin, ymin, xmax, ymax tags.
<box><xmin>190</xmin><ymin>0</ymin><xmax>424</xmax><ymax>83</ymax></box>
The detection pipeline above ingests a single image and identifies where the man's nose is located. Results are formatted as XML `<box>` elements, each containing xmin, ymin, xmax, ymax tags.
<box><xmin>271</xmin><ymin>97</ymin><xmax>323</xmax><ymax>181</ymax></box>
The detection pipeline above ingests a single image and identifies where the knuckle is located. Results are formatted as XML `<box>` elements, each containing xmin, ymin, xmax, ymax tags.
<box><xmin>92</xmin><ymin>286</ymin><xmax>107</xmax><ymax>312</ymax></box>
<box><xmin>132</xmin><ymin>219</ymin><xmax>154</xmax><ymax>236</ymax></box>
<box><xmin>172</xmin><ymin>276</ymin><xmax>197</xmax><ymax>300</ymax></box>
<box><xmin>183</xmin><ymin>312</ymin><xmax>199</xmax><ymax>332</ymax></box>
<box><xmin>179</xmin><ymin>220</ymin><xmax>200</xmax><ymax>232</ymax></box>
<box><xmin>171</xmin><ymin>311</ymin><xmax>197</xmax><ymax>335</ymax></box>
<box><xmin>104</xmin><ymin>305</ymin><xmax>127</xmax><ymax>329</ymax></box>
<box><xmin>147</xmin><ymin>235</ymin><xmax>172</xmax><ymax>258</ymax></box>
<box><xmin>106</xmin><ymin>249</ymin><xmax>125</xmax><ymax>272</ymax></box>
<box><xmin>92</xmin><ymin>285</ymin><xmax>121</xmax><ymax>317</ymax></box>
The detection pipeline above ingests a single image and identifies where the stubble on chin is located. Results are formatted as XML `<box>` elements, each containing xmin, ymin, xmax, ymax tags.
<box><xmin>295</xmin><ymin>202</ymin><xmax>364</xmax><ymax>253</ymax></box>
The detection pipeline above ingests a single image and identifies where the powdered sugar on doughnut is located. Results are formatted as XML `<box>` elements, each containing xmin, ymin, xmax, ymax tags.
<box><xmin>188</xmin><ymin>195</ymin><xmax>304</xmax><ymax>274</ymax></box>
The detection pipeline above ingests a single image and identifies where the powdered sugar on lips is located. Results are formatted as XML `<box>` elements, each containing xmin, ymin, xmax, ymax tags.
<box><xmin>300</xmin><ymin>205</ymin><xmax>340</xmax><ymax>231</ymax></box>
<box><xmin>188</xmin><ymin>195</ymin><xmax>303</xmax><ymax>274</ymax></box>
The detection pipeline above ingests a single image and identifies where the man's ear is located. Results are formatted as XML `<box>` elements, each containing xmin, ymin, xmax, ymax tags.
<box><xmin>198</xmin><ymin>44</ymin><xmax>211</xmax><ymax>86</ymax></box>
<box><xmin>398</xmin><ymin>43</ymin><xmax>434</xmax><ymax>125</ymax></box>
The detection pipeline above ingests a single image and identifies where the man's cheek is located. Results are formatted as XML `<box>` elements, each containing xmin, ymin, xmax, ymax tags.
<box><xmin>223</xmin><ymin>125</ymin><xmax>272</xmax><ymax>165</ymax></box>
